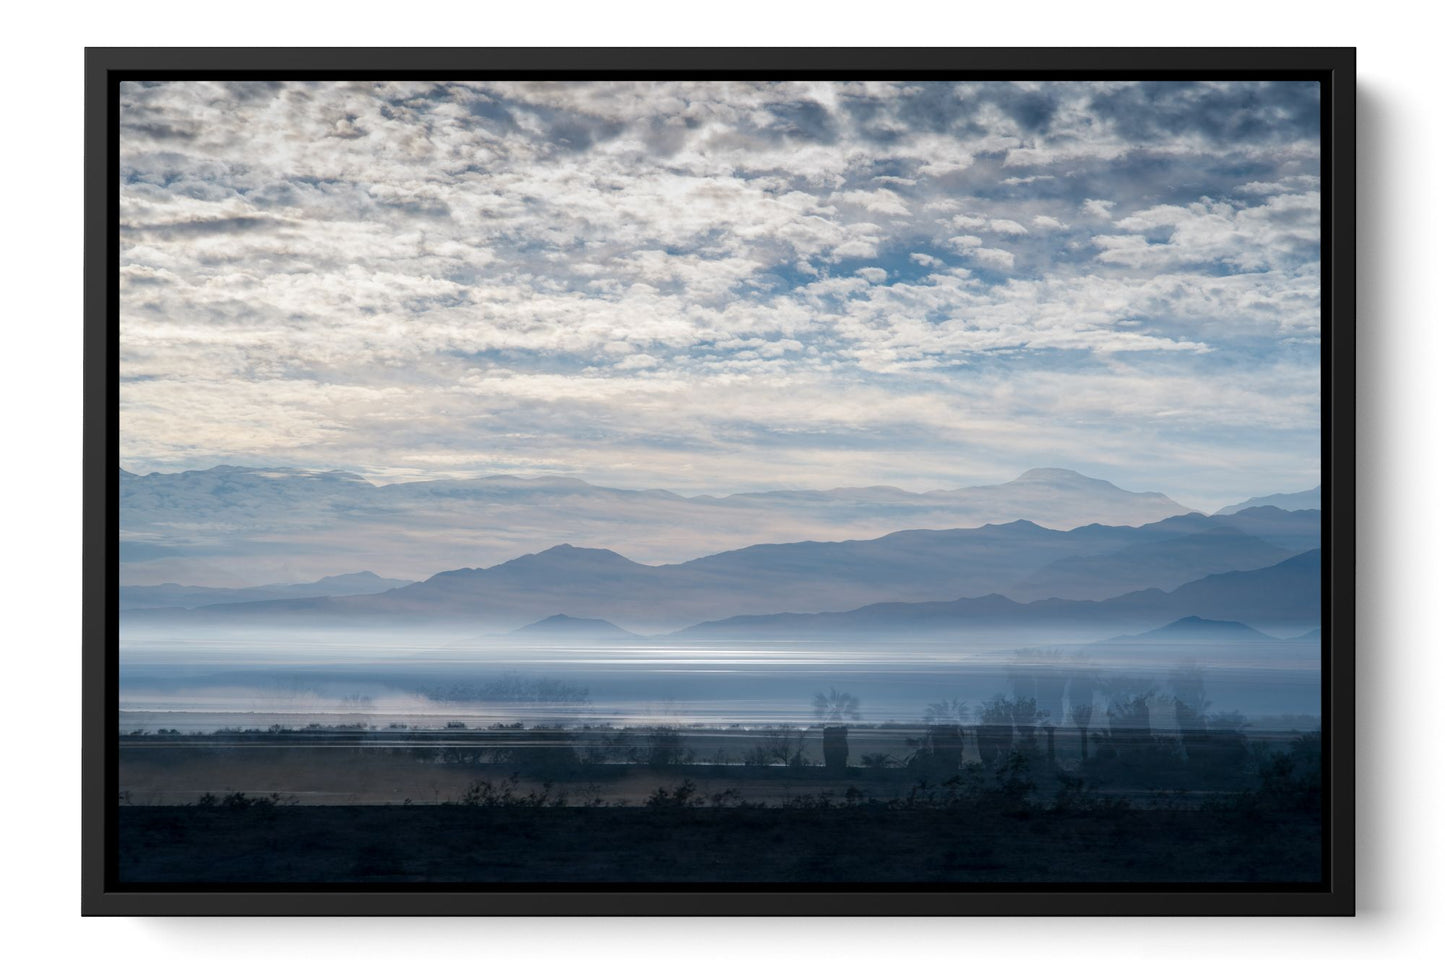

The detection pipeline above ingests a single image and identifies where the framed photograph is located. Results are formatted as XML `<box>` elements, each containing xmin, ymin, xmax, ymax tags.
<box><xmin>83</xmin><ymin>47</ymin><xmax>1355</xmax><ymax>915</ymax></box>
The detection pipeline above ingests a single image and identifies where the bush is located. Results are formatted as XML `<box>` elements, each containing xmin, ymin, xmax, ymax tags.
<box><xmin>893</xmin><ymin>751</ymin><xmax>1040</xmax><ymax>814</ymax></box>
<box><xmin>452</xmin><ymin>775</ymin><xmax>565</xmax><ymax>807</ymax></box>
<box><xmin>645</xmin><ymin>780</ymin><xmax>702</xmax><ymax>809</ymax></box>
<box><xmin>1253</xmin><ymin>731</ymin><xmax>1323</xmax><ymax>812</ymax></box>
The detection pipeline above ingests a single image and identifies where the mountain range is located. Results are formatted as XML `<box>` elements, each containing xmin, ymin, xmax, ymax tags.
<box><xmin>118</xmin><ymin>465</ymin><xmax>1197</xmax><ymax>586</ymax></box>
<box><xmin>1215</xmin><ymin>485</ymin><xmax>1321</xmax><ymax>515</ymax></box>
<box><xmin>678</xmin><ymin>550</ymin><xmax>1321</xmax><ymax>641</ymax></box>
<box><xmin>511</xmin><ymin>614</ymin><xmax>640</xmax><ymax>639</ymax></box>
<box><xmin>121</xmin><ymin>506</ymin><xmax>1319</xmax><ymax>635</ymax></box>
<box><xmin>1095</xmin><ymin>615</ymin><xmax>1281</xmax><ymax>645</ymax></box>
<box><xmin>119</xmin><ymin>571</ymin><xmax>412</xmax><ymax>611</ymax></box>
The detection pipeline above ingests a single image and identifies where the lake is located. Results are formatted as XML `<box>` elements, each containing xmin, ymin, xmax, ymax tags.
<box><xmin>118</xmin><ymin>630</ymin><xmax>1321</xmax><ymax>733</ymax></box>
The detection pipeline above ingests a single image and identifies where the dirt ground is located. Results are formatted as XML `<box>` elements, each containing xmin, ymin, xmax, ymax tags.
<box><xmin>118</xmin><ymin>726</ymin><xmax>1302</xmax><ymax>806</ymax></box>
<box><xmin>120</xmin><ymin>747</ymin><xmax>939</xmax><ymax>805</ymax></box>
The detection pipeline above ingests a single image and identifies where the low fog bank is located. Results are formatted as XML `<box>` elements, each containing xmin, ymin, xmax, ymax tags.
<box><xmin>120</xmin><ymin>627</ymin><xmax>1320</xmax><ymax>732</ymax></box>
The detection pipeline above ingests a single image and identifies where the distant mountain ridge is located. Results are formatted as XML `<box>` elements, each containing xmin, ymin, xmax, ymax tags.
<box><xmin>1094</xmin><ymin>616</ymin><xmax>1279</xmax><ymax>645</ymax></box>
<box><xmin>119</xmin><ymin>464</ymin><xmax>1197</xmax><ymax>586</ymax></box>
<box><xmin>1216</xmin><ymin>485</ymin><xmax>1321</xmax><ymax>515</ymax></box>
<box><xmin>122</xmin><ymin>510</ymin><xmax>1320</xmax><ymax>635</ymax></box>
<box><xmin>677</xmin><ymin>550</ymin><xmax>1322</xmax><ymax>641</ymax></box>
<box><xmin>511</xmin><ymin>614</ymin><xmax>639</xmax><ymax>639</ymax></box>
<box><xmin>119</xmin><ymin>571</ymin><xmax>413</xmax><ymax>610</ymax></box>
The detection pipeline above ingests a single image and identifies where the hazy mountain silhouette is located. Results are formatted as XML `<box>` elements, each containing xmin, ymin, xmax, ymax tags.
<box><xmin>119</xmin><ymin>571</ymin><xmax>413</xmax><ymax>610</ymax></box>
<box><xmin>1201</xmin><ymin>506</ymin><xmax>1322</xmax><ymax>551</ymax></box>
<box><xmin>121</xmin><ymin>510</ymin><xmax>1319</xmax><ymax>633</ymax></box>
<box><xmin>1215</xmin><ymin>485</ymin><xmax>1321</xmax><ymax>515</ymax></box>
<box><xmin>119</xmin><ymin>464</ymin><xmax>1197</xmax><ymax>586</ymax></box>
<box><xmin>1007</xmin><ymin>528</ymin><xmax>1298</xmax><ymax>601</ymax></box>
<box><xmin>677</xmin><ymin>551</ymin><xmax>1322</xmax><ymax>640</ymax></box>
<box><xmin>511</xmin><ymin>614</ymin><xmax>640</xmax><ymax>639</ymax></box>
<box><xmin>121</xmin><ymin>507</ymin><xmax>1318</xmax><ymax>633</ymax></box>
<box><xmin>1094</xmin><ymin>615</ymin><xmax>1278</xmax><ymax>645</ymax></box>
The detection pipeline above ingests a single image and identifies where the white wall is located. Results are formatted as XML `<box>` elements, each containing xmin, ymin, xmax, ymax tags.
<box><xmin>4</xmin><ymin>4</ymin><xmax>1439</xmax><ymax>961</ymax></box>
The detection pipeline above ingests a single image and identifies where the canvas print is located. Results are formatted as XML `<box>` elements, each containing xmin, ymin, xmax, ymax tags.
<box><xmin>115</xmin><ymin>77</ymin><xmax>1325</xmax><ymax>886</ymax></box>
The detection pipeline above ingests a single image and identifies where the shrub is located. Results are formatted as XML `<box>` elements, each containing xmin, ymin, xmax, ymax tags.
<box><xmin>212</xmin><ymin>791</ymin><xmax>295</xmax><ymax>809</ymax></box>
<box><xmin>645</xmin><ymin>780</ymin><xmax>703</xmax><ymax>809</ymax></box>
<box><xmin>452</xmin><ymin>775</ymin><xmax>562</xmax><ymax>807</ymax></box>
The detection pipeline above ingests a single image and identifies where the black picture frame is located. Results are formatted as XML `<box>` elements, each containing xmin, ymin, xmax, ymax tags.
<box><xmin>83</xmin><ymin>46</ymin><xmax>1356</xmax><ymax>916</ymax></box>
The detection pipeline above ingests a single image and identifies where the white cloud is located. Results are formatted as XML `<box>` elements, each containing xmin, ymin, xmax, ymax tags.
<box><xmin>969</xmin><ymin>247</ymin><xmax>1016</xmax><ymax>270</ymax></box>
<box><xmin>614</xmin><ymin>353</ymin><xmax>661</xmax><ymax>370</ymax></box>
<box><xmin>117</xmin><ymin>80</ymin><xmax>1322</xmax><ymax>508</ymax></box>
<box><xmin>833</xmin><ymin>188</ymin><xmax>911</xmax><ymax>217</ymax></box>
<box><xmin>1098</xmin><ymin>192</ymin><xmax>1319</xmax><ymax>272</ymax></box>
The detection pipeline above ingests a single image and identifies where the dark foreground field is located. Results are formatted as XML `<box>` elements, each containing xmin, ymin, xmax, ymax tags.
<box><xmin>116</xmin><ymin>723</ymin><xmax>1325</xmax><ymax>884</ymax></box>
<box><xmin>118</xmin><ymin>803</ymin><xmax>1321</xmax><ymax>885</ymax></box>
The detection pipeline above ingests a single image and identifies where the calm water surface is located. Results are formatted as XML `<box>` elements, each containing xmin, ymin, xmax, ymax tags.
<box><xmin>119</xmin><ymin>631</ymin><xmax>1322</xmax><ymax>732</ymax></box>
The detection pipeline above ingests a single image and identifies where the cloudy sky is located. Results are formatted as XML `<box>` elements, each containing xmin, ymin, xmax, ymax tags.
<box><xmin>118</xmin><ymin>80</ymin><xmax>1321</xmax><ymax>510</ymax></box>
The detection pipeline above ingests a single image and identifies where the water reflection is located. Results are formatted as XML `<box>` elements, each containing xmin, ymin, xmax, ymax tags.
<box><xmin>119</xmin><ymin>630</ymin><xmax>1320</xmax><ymax>733</ymax></box>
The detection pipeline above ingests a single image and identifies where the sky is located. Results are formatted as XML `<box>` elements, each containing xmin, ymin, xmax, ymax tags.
<box><xmin>118</xmin><ymin>80</ymin><xmax>1322</xmax><ymax>510</ymax></box>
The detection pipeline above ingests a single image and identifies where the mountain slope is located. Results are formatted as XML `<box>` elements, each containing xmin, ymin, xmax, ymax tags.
<box><xmin>119</xmin><ymin>464</ymin><xmax>1198</xmax><ymax>586</ymax></box>
<box><xmin>511</xmin><ymin>614</ymin><xmax>639</xmax><ymax>639</ymax></box>
<box><xmin>1094</xmin><ymin>616</ymin><xmax>1278</xmax><ymax>645</ymax></box>
<box><xmin>121</xmin><ymin>510</ymin><xmax>1319</xmax><ymax>633</ymax></box>
<box><xmin>1008</xmin><ymin>527</ymin><xmax>1298</xmax><ymax>601</ymax></box>
<box><xmin>119</xmin><ymin>571</ymin><xmax>413</xmax><ymax>610</ymax></box>
<box><xmin>677</xmin><ymin>551</ymin><xmax>1322</xmax><ymax>641</ymax></box>
<box><xmin>1216</xmin><ymin>486</ymin><xmax>1321</xmax><ymax>515</ymax></box>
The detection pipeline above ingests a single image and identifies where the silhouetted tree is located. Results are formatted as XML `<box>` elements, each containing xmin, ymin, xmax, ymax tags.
<box><xmin>814</xmin><ymin>688</ymin><xmax>861</xmax><ymax>771</ymax></box>
<box><xmin>977</xmin><ymin>695</ymin><xmax>1016</xmax><ymax>766</ymax></box>
<box><xmin>1070</xmin><ymin>696</ymin><xmax>1095</xmax><ymax>762</ymax></box>
<box><xmin>923</xmin><ymin>698</ymin><xmax>970</xmax><ymax>727</ymax></box>
<box><xmin>1098</xmin><ymin>676</ymin><xmax>1157</xmax><ymax>765</ymax></box>
<box><xmin>644</xmin><ymin>726</ymin><xmax>691</xmax><ymax>768</ymax></box>
<box><xmin>1064</xmin><ymin>662</ymin><xmax>1099</xmax><ymax>760</ymax></box>
<box><xmin>1009</xmin><ymin>648</ymin><xmax>1068</xmax><ymax>730</ymax></box>
<box><xmin>1168</xmin><ymin>661</ymin><xmax>1211</xmax><ymax>731</ymax></box>
<box><xmin>1010</xmin><ymin>696</ymin><xmax>1047</xmax><ymax>746</ymax></box>
<box><xmin>914</xmin><ymin>698</ymin><xmax>970</xmax><ymax>775</ymax></box>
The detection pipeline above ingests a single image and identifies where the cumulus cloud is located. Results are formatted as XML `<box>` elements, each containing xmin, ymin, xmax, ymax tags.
<box><xmin>118</xmin><ymin>80</ymin><xmax>1322</xmax><ymax>506</ymax></box>
<box><xmin>969</xmin><ymin>247</ymin><xmax>1017</xmax><ymax>271</ymax></box>
<box><xmin>988</xmin><ymin>219</ymin><xmax>1029</xmax><ymax>235</ymax></box>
